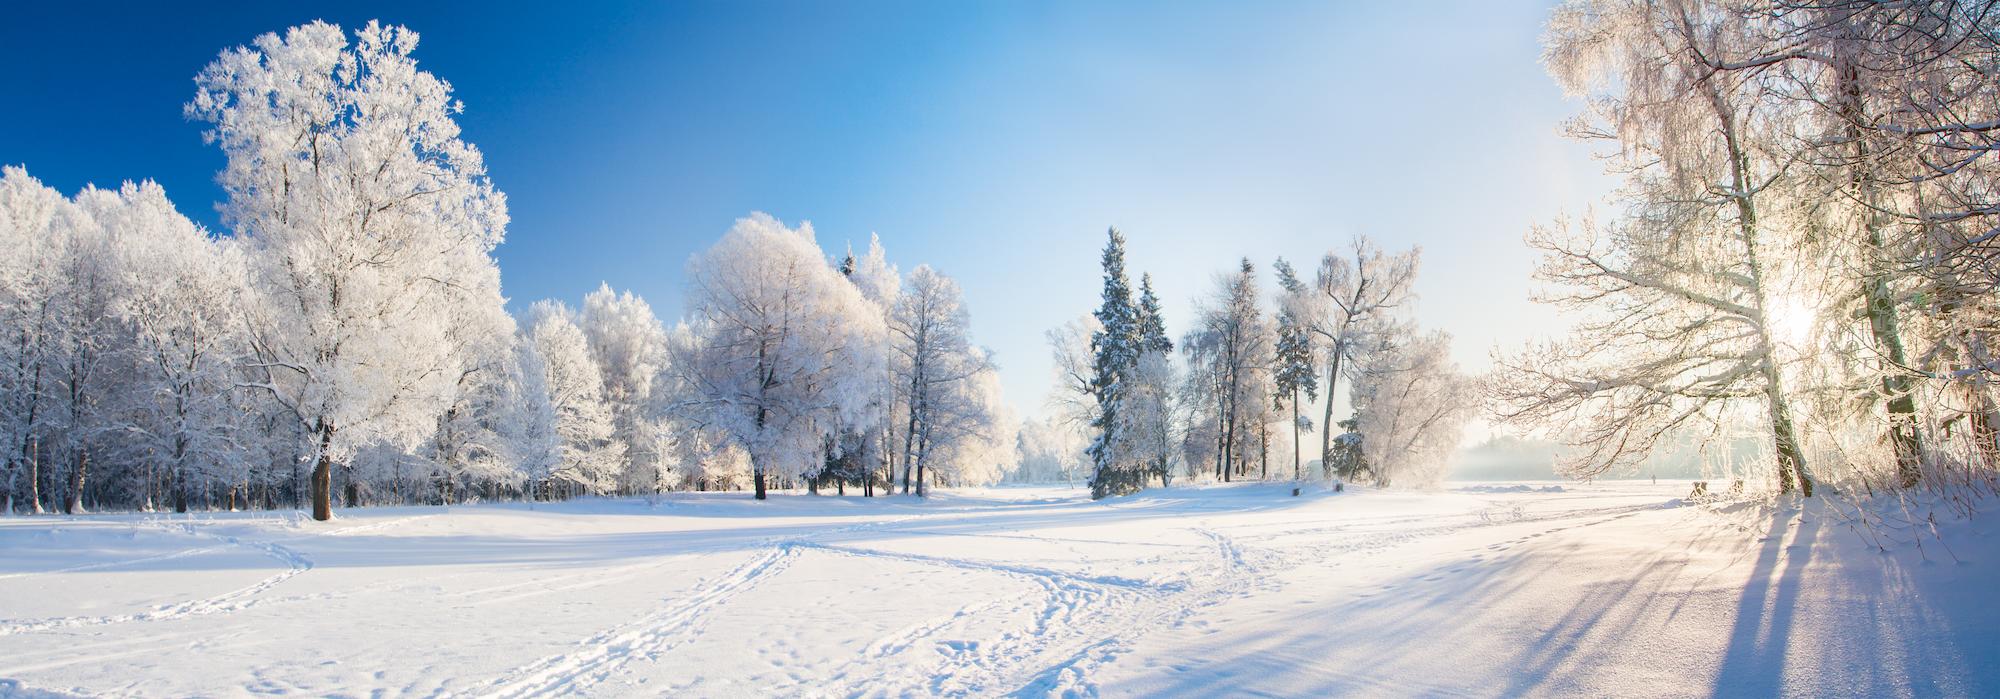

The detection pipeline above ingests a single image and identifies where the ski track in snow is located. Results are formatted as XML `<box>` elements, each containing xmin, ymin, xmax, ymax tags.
<box><xmin>0</xmin><ymin>542</ymin><xmax>233</xmax><ymax>581</ymax></box>
<box><xmin>0</xmin><ymin>520</ymin><xmax>315</xmax><ymax>637</ymax></box>
<box><xmin>467</xmin><ymin>514</ymin><xmax>922</xmax><ymax>698</ymax></box>
<box><xmin>467</xmin><ymin>544</ymin><xmax>802</xmax><ymax>698</ymax></box>
<box><xmin>0</xmin><ymin>514</ymin><xmax>444</xmax><ymax>638</ymax></box>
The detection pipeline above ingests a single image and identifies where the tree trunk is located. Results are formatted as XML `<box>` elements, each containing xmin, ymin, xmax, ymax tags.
<box><xmin>1835</xmin><ymin>58</ymin><xmax>1925</xmax><ymax>488</ymax></box>
<box><xmin>311</xmin><ymin>422</ymin><xmax>334</xmax><ymax>521</ymax></box>
<box><xmin>1259</xmin><ymin>420</ymin><xmax>1269</xmax><ymax>480</ymax></box>
<box><xmin>754</xmin><ymin>467</ymin><xmax>767</xmax><ymax>500</ymax></box>
<box><xmin>173</xmin><ymin>435</ymin><xmax>189</xmax><ymax>514</ymax></box>
<box><xmin>1709</xmin><ymin>78</ymin><xmax>1813</xmax><ymax>498</ymax></box>
<box><xmin>344</xmin><ymin>465</ymin><xmax>360</xmax><ymax>508</ymax></box>
<box><xmin>63</xmin><ymin>449</ymin><xmax>87</xmax><ymax>515</ymax></box>
<box><xmin>27</xmin><ymin>436</ymin><xmax>42</xmax><ymax>515</ymax></box>
<box><xmin>1291</xmin><ymin>391</ymin><xmax>1302</xmax><ymax>480</ymax></box>
<box><xmin>901</xmin><ymin>401</ymin><xmax>921</xmax><ymax>494</ymax></box>
<box><xmin>173</xmin><ymin>465</ymin><xmax>188</xmax><ymax>514</ymax></box>
<box><xmin>914</xmin><ymin>424</ymin><xmax>932</xmax><ymax>498</ymax></box>
<box><xmin>1320</xmin><ymin>342</ymin><xmax>1345</xmax><ymax>469</ymax></box>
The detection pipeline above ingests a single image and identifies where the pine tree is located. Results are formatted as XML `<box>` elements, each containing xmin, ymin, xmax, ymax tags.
<box><xmin>1131</xmin><ymin>274</ymin><xmax>1176</xmax><ymax>485</ymax></box>
<box><xmin>1087</xmin><ymin>228</ymin><xmax>1144</xmax><ymax>499</ymax></box>
<box><xmin>1136</xmin><ymin>274</ymin><xmax>1172</xmax><ymax>355</ymax></box>
<box><xmin>1272</xmin><ymin>259</ymin><xmax>1319</xmax><ymax>480</ymax></box>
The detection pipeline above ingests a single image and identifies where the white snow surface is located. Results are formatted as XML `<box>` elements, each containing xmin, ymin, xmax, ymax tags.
<box><xmin>0</xmin><ymin>481</ymin><xmax>1994</xmax><ymax>697</ymax></box>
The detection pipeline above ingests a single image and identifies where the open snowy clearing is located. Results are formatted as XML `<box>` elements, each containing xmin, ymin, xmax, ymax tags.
<box><xmin>1</xmin><ymin>482</ymin><xmax>1994</xmax><ymax>698</ymax></box>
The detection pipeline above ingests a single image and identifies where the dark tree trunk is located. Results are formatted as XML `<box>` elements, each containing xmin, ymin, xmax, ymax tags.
<box><xmin>1320</xmin><ymin>341</ymin><xmax>1345</xmax><ymax>471</ymax></box>
<box><xmin>1259</xmin><ymin>420</ymin><xmax>1269</xmax><ymax>480</ymax></box>
<box><xmin>311</xmin><ymin>422</ymin><xmax>334</xmax><ymax>521</ymax></box>
<box><xmin>63</xmin><ymin>449</ymin><xmax>87</xmax><ymax>514</ymax></box>
<box><xmin>1291</xmin><ymin>392</ymin><xmax>1302</xmax><ymax>480</ymax></box>
<box><xmin>172</xmin><ymin>435</ymin><xmax>189</xmax><ymax>514</ymax></box>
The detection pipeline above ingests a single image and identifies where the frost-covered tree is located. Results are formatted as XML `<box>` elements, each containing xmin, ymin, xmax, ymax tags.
<box><xmin>1183</xmin><ymin>259</ymin><xmax>1274</xmax><ymax>482</ymax></box>
<box><xmin>524</xmin><ymin>302</ymin><xmax>623</xmax><ymax>496</ymax></box>
<box><xmin>1125</xmin><ymin>275</ymin><xmax>1179</xmax><ymax>486</ymax></box>
<box><xmin>1011</xmin><ymin>416</ymin><xmax>1089</xmax><ymax>484</ymax></box>
<box><xmin>890</xmin><ymin>265</ymin><xmax>1003</xmax><ymax>495</ymax></box>
<box><xmin>841</xmin><ymin>235</ymin><xmax>900</xmax><ymax>495</ymax></box>
<box><xmin>98</xmin><ymin>181</ymin><xmax>252</xmax><ymax>512</ymax></box>
<box><xmin>1045</xmin><ymin>314</ymin><xmax>1103</xmax><ymax>434</ymax></box>
<box><xmin>1272</xmin><ymin>258</ymin><xmax>1319</xmax><ymax>480</ymax></box>
<box><xmin>667</xmin><ymin>213</ymin><xmax>886</xmax><ymax>500</ymax></box>
<box><xmin>0</xmin><ymin>168</ymin><xmax>76</xmax><ymax>513</ymax></box>
<box><xmin>1297</xmin><ymin>237</ymin><xmax>1418</xmax><ymax>478</ymax></box>
<box><xmin>424</xmin><ymin>277</ymin><xmax>520</xmax><ymax>503</ymax></box>
<box><xmin>1085</xmin><ymin>228</ymin><xmax>1148</xmax><ymax>498</ymax></box>
<box><xmin>669</xmin><ymin>423</ymin><xmax>752</xmax><ymax>492</ymax></box>
<box><xmin>509</xmin><ymin>338</ymin><xmax>562</xmax><ymax>495</ymax></box>
<box><xmin>47</xmin><ymin>185</ymin><xmax>126</xmax><ymax>514</ymax></box>
<box><xmin>188</xmin><ymin>20</ymin><xmax>510</xmax><ymax>519</ymax></box>
<box><xmin>580</xmin><ymin>283</ymin><xmax>670</xmax><ymax>494</ymax></box>
<box><xmin>1693</xmin><ymin>0</ymin><xmax>2000</xmax><ymax>488</ymax></box>
<box><xmin>1499</xmin><ymin>0</ymin><xmax>1815</xmax><ymax>494</ymax></box>
<box><xmin>918</xmin><ymin>356</ymin><xmax>1017</xmax><ymax>488</ymax></box>
<box><xmin>1352</xmin><ymin>328</ymin><xmax>1474</xmax><ymax>488</ymax></box>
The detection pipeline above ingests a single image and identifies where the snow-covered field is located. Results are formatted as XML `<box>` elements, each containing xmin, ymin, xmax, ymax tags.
<box><xmin>1</xmin><ymin>482</ymin><xmax>1994</xmax><ymax>698</ymax></box>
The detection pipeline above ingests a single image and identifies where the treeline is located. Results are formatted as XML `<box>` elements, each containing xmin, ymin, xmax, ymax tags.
<box><xmin>1041</xmin><ymin>229</ymin><xmax>1477</xmax><ymax>498</ymax></box>
<box><xmin>0</xmin><ymin>21</ymin><xmax>1012</xmax><ymax>518</ymax></box>
<box><xmin>1493</xmin><ymin>0</ymin><xmax>2000</xmax><ymax>498</ymax></box>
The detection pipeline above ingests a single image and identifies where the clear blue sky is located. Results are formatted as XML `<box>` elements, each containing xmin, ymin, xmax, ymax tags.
<box><xmin>0</xmin><ymin>0</ymin><xmax>1614</xmax><ymax>427</ymax></box>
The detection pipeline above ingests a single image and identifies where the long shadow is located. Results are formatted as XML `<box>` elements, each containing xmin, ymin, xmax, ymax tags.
<box><xmin>1111</xmin><ymin>507</ymin><xmax>1711</xmax><ymax>697</ymax></box>
<box><xmin>1711</xmin><ymin>505</ymin><xmax>1817</xmax><ymax>696</ymax></box>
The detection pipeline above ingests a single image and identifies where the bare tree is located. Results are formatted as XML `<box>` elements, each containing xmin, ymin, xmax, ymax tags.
<box><xmin>1501</xmin><ymin>0</ymin><xmax>1814</xmax><ymax>493</ymax></box>
<box><xmin>1296</xmin><ymin>237</ymin><xmax>1418</xmax><ymax>475</ymax></box>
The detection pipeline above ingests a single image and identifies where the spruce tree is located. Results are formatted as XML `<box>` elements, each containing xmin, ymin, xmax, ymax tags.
<box><xmin>1087</xmin><ymin>228</ymin><xmax>1144</xmax><ymax>499</ymax></box>
<box><xmin>1136</xmin><ymin>274</ymin><xmax>1172</xmax><ymax>355</ymax></box>
<box><xmin>1272</xmin><ymin>259</ymin><xmax>1319</xmax><ymax>480</ymax></box>
<box><xmin>1134</xmin><ymin>274</ymin><xmax>1175</xmax><ymax>484</ymax></box>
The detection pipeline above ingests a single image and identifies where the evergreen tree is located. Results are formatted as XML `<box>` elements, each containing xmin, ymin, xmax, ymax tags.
<box><xmin>1087</xmin><ymin>228</ymin><xmax>1145</xmax><ymax>499</ymax></box>
<box><xmin>1135</xmin><ymin>274</ymin><xmax>1172</xmax><ymax>355</ymax></box>
<box><xmin>1272</xmin><ymin>259</ymin><xmax>1319</xmax><ymax>480</ymax></box>
<box><xmin>1131</xmin><ymin>274</ymin><xmax>1177</xmax><ymax>485</ymax></box>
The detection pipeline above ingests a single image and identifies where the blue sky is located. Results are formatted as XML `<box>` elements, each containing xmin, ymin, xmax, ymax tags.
<box><xmin>1</xmin><ymin>0</ymin><xmax>1614</xmax><ymax>426</ymax></box>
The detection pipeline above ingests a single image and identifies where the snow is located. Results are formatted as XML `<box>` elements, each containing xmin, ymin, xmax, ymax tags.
<box><xmin>1</xmin><ymin>481</ymin><xmax>1995</xmax><ymax>697</ymax></box>
<box><xmin>1456</xmin><ymin>484</ymin><xmax>1568</xmax><ymax>494</ymax></box>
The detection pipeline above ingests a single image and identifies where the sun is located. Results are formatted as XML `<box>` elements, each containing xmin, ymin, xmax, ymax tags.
<box><xmin>1767</xmin><ymin>296</ymin><xmax>1814</xmax><ymax>346</ymax></box>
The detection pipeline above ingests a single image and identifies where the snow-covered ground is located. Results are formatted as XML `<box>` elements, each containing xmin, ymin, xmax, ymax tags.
<box><xmin>0</xmin><ymin>481</ymin><xmax>1993</xmax><ymax>697</ymax></box>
